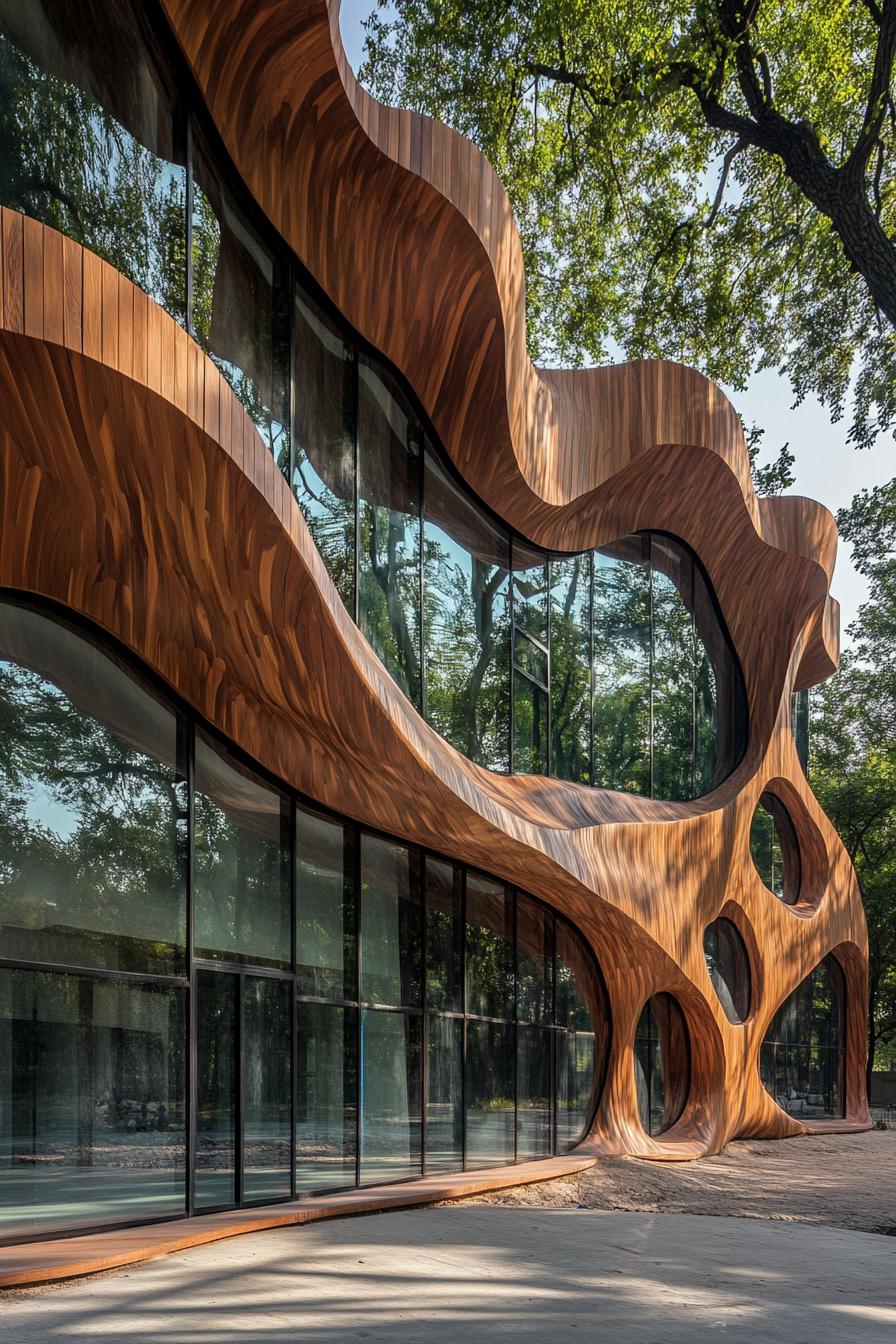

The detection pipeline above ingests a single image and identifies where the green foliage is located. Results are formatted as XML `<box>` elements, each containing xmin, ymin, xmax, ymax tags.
<box><xmin>811</xmin><ymin>476</ymin><xmax>896</xmax><ymax>1081</ymax></box>
<box><xmin>362</xmin><ymin>1</ymin><xmax>896</xmax><ymax>451</ymax></box>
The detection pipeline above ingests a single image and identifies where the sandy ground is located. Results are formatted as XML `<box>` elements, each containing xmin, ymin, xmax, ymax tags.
<box><xmin>458</xmin><ymin>1129</ymin><xmax>896</xmax><ymax>1234</ymax></box>
<box><xmin>2</xmin><ymin>1208</ymin><xmax>895</xmax><ymax>1342</ymax></box>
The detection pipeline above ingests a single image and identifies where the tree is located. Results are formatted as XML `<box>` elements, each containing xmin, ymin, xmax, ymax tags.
<box><xmin>362</xmin><ymin>1</ymin><xmax>896</xmax><ymax>453</ymax></box>
<box><xmin>811</xmin><ymin>477</ymin><xmax>896</xmax><ymax>1089</ymax></box>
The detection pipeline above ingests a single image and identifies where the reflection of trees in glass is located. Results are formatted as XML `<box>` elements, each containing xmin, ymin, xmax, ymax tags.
<box><xmin>423</xmin><ymin>453</ymin><xmax>510</xmax><ymax>771</ymax></box>
<box><xmin>192</xmin><ymin>733</ymin><xmax>290</xmax><ymax>970</ymax></box>
<box><xmin>760</xmin><ymin>956</ymin><xmax>844</xmax><ymax>1118</ymax></box>
<box><xmin>190</xmin><ymin>163</ymin><xmax>289</xmax><ymax>469</ymax></box>
<box><xmin>358</xmin><ymin>362</ymin><xmax>421</xmax><ymax>704</ymax></box>
<box><xmin>0</xmin><ymin>12</ymin><xmax>186</xmax><ymax>321</ymax></box>
<box><xmin>292</xmin><ymin>294</ymin><xmax>355</xmax><ymax>610</ymax></box>
<box><xmin>651</xmin><ymin>564</ymin><xmax>696</xmax><ymax>802</ymax></box>
<box><xmin>0</xmin><ymin>609</ymin><xmax>186</xmax><ymax>975</ymax></box>
<box><xmin>550</xmin><ymin>556</ymin><xmax>591</xmax><ymax>784</ymax></box>
<box><xmin>593</xmin><ymin>550</ymin><xmax>651</xmax><ymax>794</ymax></box>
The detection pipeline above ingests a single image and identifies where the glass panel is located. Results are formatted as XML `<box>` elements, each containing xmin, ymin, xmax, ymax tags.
<box><xmin>425</xmin><ymin>1015</ymin><xmax>463</xmax><ymax>1172</ymax></box>
<box><xmin>359</xmin><ymin>835</ymin><xmax>421</xmax><ymax>1008</ymax></box>
<box><xmin>651</xmin><ymin>539</ymin><xmax>696</xmax><ymax>801</ymax></box>
<box><xmin>191</xmin><ymin>126</ymin><xmax>290</xmax><ymax>471</ymax></box>
<box><xmin>556</xmin><ymin>1027</ymin><xmax>597</xmax><ymax>1151</ymax></box>
<box><xmin>465</xmin><ymin>875</ymin><xmax>513</xmax><ymax>1021</ymax></box>
<box><xmin>243</xmin><ymin>976</ymin><xmax>291</xmax><ymax>1201</ymax></box>
<box><xmin>296</xmin><ymin>808</ymin><xmax>355</xmax><ymax>1001</ymax></box>
<box><xmin>791</xmin><ymin>689</ymin><xmax>810</xmax><ymax>771</ymax></box>
<box><xmin>593</xmin><ymin>539</ymin><xmax>651</xmax><ymax>795</ymax></box>
<box><xmin>357</xmin><ymin>357</ymin><xmax>421</xmax><ymax>704</ymax></box>
<box><xmin>750</xmin><ymin>792</ymin><xmax>800</xmax><ymax>904</ymax></box>
<box><xmin>195</xmin><ymin>970</ymin><xmax>236</xmax><ymax>1209</ymax></box>
<box><xmin>703</xmin><ymin>918</ymin><xmax>751</xmax><ymax>1024</ymax></box>
<box><xmin>292</xmin><ymin>288</ymin><xmax>356</xmax><ymax>610</ymax></box>
<box><xmin>513</xmin><ymin>630</ymin><xmax>547</xmax><ymax>685</ymax></box>
<box><xmin>0</xmin><ymin>601</ymin><xmax>186</xmax><ymax>975</ymax></box>
<box><xmin>517</xmin><ymin>1024</ymin><xmax>552</xmax><ymax>1158</ymax></box>
<box><xmin>512</xmin><ymin>540</ymin><xmax>548</xmax><ymax>648</ymax></box>
<box><xmin>550</xmin><ymin>555</ymin><xmax>592</xmax><ymax>785</ymax></box>
<box><xmin>0</xmin><ymin>968</ymin><xmax>186</xmax><ymax>1238</ymax></box>
<box><xmin>693</xmin><ymin>558</ymin><xmax>745</xmax><ymax>794</ymax></box>
<box><xmin>513</xmin><ymin>671</ymin><xmax>548</xmax><ymax>776</ymax></box>
<box><xmin>422</xmin><ymin>448</ymin><xmax>510</xmax><ymax>771</ymax></box>
<box><xmin>0</xmin><ymin>0</ymin><xmax>187</xmax><ymax>320</ymax></box>
<box><xmin>516</xmin><ymin>894</ymin><xmax>552</xmax><ymax>1024</ymax></box>
<box><xmin>760</xmin><ymin>956</ymin><xmax>844</xmax><ymax>1119</ymax></box>
<box><xmin>555</xmin><ymin>921</ymin><xmax>606</xmax><ymax>1150</ymax></box>
<box><xmin>465</xmin><ymin>1020</ymin><xmax>514</xmax><ymax>1168</ymax></box>
<box><xmin>193</xmin><ymin>731</ymin><xmax>291</xmax><ymax>969</ymax></box>
<box><xmin>359</xmin><ymin>1009</ymin><xmax>421</xmax><ymax>1184</ymax></box>
<box><xmin>295</xmin><ymin>1002</ymin><xmax>357</xmax><ymax>1193</ymax></box>
<box><xmin>425</xmin><ymin>857</ymin><xmax>462</xmax><ymax>1013</ymax></box>
<box><xmin>634</xmin><ymin>995</ymin><xmax>689</xmax><ymax>1137</ymax></box>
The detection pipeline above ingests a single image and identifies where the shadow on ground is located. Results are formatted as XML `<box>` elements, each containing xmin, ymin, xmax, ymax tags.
<box><xmin>1</xmin><ymin>1207</ymin><xmax>894</xmax><ymax>1343</ymax></box>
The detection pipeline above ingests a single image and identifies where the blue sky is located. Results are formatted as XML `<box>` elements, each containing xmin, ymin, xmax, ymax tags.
<box><xmin>339</xmin><ymin>0</ymin><xmax>893</xmax><ymax>640</ymax></box>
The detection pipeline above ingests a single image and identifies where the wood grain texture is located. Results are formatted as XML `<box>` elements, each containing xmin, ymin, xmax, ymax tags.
<box><xmin>0</xmin><ymin>216</ymin><xmax>869</xmax><ymax>1170</ymax></box>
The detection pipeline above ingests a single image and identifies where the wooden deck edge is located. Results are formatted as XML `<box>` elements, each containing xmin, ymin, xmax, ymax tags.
<box><xmin>0</xmin><ymin>1154</ymin><xmax>596</xmax><ymax>1289</ymax></box>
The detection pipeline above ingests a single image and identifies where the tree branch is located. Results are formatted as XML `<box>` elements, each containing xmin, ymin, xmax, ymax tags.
<box><xmin>845</xmin><ymin>0</ymin><xmax>896</xmax><ymax>183</ymax></box>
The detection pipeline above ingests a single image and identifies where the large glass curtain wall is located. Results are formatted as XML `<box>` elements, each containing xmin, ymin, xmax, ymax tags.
<box><xmin>0</xmin><ymin>598</ymin><xmax>609</xmax><ymax>1242</ymax></box>
<box><xmin>759</xmin><ymin>957</ymin><xmax>845</xmax><ymax>1119</ymax></box>
<box><xmin>0</xmin><ymin>0</ymin><xmax>745</xmax><ymax>803</ymax></box>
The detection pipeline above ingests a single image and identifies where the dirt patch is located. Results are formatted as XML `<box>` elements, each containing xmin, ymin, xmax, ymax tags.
<box><xmin>455</xmin><ymin>1130</ymin><xmax>896</xmax><ymax>1234</ymax></box>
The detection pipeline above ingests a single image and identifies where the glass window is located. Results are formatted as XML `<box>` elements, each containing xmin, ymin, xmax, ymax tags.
<box><xmin>193</xmin><ymin>731</ymin><xmax>291</xmax><ymax>969</ymax></box>
<box><xmin>750</xmin><ymin>792</ymin><xmax>801</xmax><ymax>904</ymax></box>
<box><xmin>0</xmin><ymin>602</ymin><xmax>187</xmax><ymax>975</ymax></box>
<box><xmin>195</xmin><ymin>969</ymin><xmax>236</xmax><ymax>1209</ymax></box>
<box><xmin>465</xmin><ymin>1020</ymin><xmax>514</xmax><ymax>1168</ymax></box>
<box><xmin>512</xmin><ymin>540</ymin><xmax>548</xmax><ymax>648</ymax></box>
<box><xmin>760</xmin><ymin>956</ymin><xmax>844</xmax><ymax>1119</ymax></box>
<box><xmin>513</xmin><ymin>671</ymin><xmax>548</xmax><ymax>776</ymax></box>
<box><xmin>651</xmin><ymin>538</ymin><xmax>696</xmax><ymax>801</ymax></box>
<box><xmin>791</xmin><ymin>689</ymin><xmax>810</xmax><ymax>772</ymax></box>
<box><xmin>191</xmin><ymin>125</ymin><xmax>290</xmax><ymax>471</ymax></box>
<box><xmin>556</xmin><ymin>1027</ymin><xmax>597</xmax><ymax>1152</ymax></box>
<box><xmin>359</xmin><ymin>1009</ymin><xmax>421</xmax><ymax>1184</ymax></box>
<box><xmin>555</xmin><ymin>921</ymin><xmax>606</xmax><ymax>1150</ymax></box>
<box><xmin>357</xmin><ymin>357</ymin><xmax>421</xmax><ymax>704</ymax></box>
<box><xmin>517</xmin><ymin>894</ymin><xmax>552</xmax><ymax>1024</ymax></box>
<box><xmin>292</xmin><ymin>289</ymin><xmax>356</xmax><ymax>611</ymax></box>
<box><xmin>703</xmin><ymin>918</ymin><xmax>751</xmax><ymax>1024</ymax></box>
<box><xmin>295</xmin><ymin>1002</ymin><xmax>357</xmax><ymax>1193</ymax></box>
<box><xmin>693</xmin><ymin>559</ymin><xmax>745</xmax><ymax>794</ymax></box>
<box><xmin>465</xmin><ymin>875</ymin><xmax>513</xmax><ymax>1021</ymax></box>
<box><xmin>517</xmin><ymin>1025</ymin><xmax>552</xmax><ymax>1158</ymax></box>
<box><xmin>634</xmin><ymin>994</ymin><xmax>690</xmax><ymax>1137</ymax></box>
<box><xmin>425</xmin><ymin>857</ymin><xmax>462</xmax><ymax>1013</ymax></box>
<box><xmin>243</xmin><ymin>976</ymin><xmax>291</xmax><ymax>1202</ymax></box>
<box><xmin>422</xmin><ymin>448</ymin><xmax>510</xmax><ymax>771</ymax></box>
<box><xmin>425</xmin><ymin>1014</ymin><xmax>463</xmax><ymax>1172</ymax></box>
<box><xmin>593</xmin><ymin>539</ymin><xmax>651</xmax><ymax>795</ymax></box>
<box><xmin>296</xmin><ymin>808</ymin><xmax>355</xmax><ymax>1001</ymax></box>
<box><xmin>0</xmin><ymin>968</ymin><xmax>185</xmax><ymax>1238</ymax></box>
<box><xmin>359</xmin><ymin>835</ymin><xmax>421</xmax><ymax>1008</ymax></box>
<box><xmin>550</xmin><ymin>555</ymin><xmax>592</xmax><ymax>784</ymax></box>
<box><xmin>0</xmin><ymin>0</ymin><xmax>187</xmax><ymax>321</ymax></box>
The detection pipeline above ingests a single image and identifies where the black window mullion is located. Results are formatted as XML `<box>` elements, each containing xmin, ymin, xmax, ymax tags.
<box><xmin>184</xmin><ymin>116</ymin><xmax>194</xmax><ymax>336</ymax></box>
<box><xmin>236</xmin><ymin>971</ymin><xmax>245</xmax><ymax>1206</ymax></box>
<box><xmin>352</xmin><ymin>348</ymin><xmax>360</xmax><ymax>626</ymax></box>
<box><xmin>646</xmin><ymin>534</ymin><xmax>655</xmax><ymax>800</ymax></box>
<box><xmin>290</xmin><ymin>797</ymin><xmax>297</xmax><ymax>1199</ymax></box>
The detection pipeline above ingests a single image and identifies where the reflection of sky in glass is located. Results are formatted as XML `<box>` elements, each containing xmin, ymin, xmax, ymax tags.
<box><xmin>23</xmin><ymin>781</ymin><xmax>80</xmax><ymax>843</ymax></box>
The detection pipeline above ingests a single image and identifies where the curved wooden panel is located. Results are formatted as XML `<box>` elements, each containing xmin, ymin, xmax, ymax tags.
<box><xmin>0</xmin><ymin>216</ymin><xmax>870</xmax><ymax>1165</ymax></box>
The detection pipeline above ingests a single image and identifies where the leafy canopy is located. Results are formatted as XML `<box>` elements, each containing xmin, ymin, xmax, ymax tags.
<box><xmin>362</xmin><ymin>1</ymin><xmax>896</xmax><ymax>453</ymax></box>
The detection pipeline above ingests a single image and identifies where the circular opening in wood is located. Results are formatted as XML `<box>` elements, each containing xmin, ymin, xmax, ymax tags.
<box><xmin>703</xmin><ymin>918</ymin><xmax>751</xmax><ymax>1023</ymax></box>
<box><xmin>634</xmin><ymin>994</ymin><xmax>690</xmax><ymax>1137</ymax></box>
<box><xmin>750</xmin><ymin>791</ymin><xmax>801</xmax><ymax>905</ymax></box>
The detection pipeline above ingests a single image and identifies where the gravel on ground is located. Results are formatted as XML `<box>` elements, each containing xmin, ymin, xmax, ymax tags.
<box><xmin>457</xmin><ymin>1129</ymin><xmax>896</xmax><ymax>1234</ymax></box>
